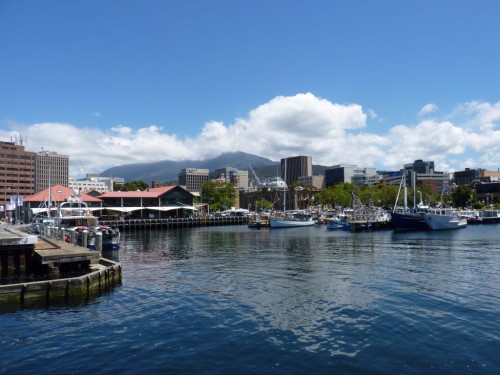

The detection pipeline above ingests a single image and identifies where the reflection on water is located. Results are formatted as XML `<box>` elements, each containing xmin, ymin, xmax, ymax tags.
<box><xmin>1</xmin><ymin>224</ymin><xmax>499</xmax><ymax>374</ymax></box>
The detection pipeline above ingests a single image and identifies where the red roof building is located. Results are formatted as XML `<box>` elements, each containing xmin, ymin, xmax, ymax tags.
<box><xmin>22</xmin><ymin>185</ymin><xmax>196</xmax><ymax>221</ymax></box>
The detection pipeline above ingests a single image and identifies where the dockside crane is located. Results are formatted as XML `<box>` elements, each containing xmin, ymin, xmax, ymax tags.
<box><xmin>248</xmin><ymin>164</ymin><xmax>264</xmax><ymax>189</ymax></box>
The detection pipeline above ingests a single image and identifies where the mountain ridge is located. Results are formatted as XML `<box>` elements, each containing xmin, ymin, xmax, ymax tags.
<box><xmin>100</xmin><ymin>151</ymin><xmax>279</xmax><ymax>183</ymax></box>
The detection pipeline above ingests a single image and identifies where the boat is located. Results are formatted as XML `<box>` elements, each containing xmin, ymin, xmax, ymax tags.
<box><xmin>480</xmin><ymin>209</ymin><xmax>500</xmax><ymax>224</ymax></box>
<box><xmin>87</xmin><ymin>225</ymin><xmax>121</xmax><ymax>251</ymax></box>
<box><xmin>457</xmin><ymin>209</ymin><xmax>481</xmax><ymax>224</ymax></box>
<box><xmin>269</xmin><ymin>159</ymin><xmax>315</xmax><ymax>229</ymax></box>
<box><xmin>391</xmin><ymin>204</ymin><xmax>429</xmax><ymax>231</ymax></box>
<box><xmin>391</xmin><ymin>174</ymin><xmax>429</xmax><ymax>231</ymax></box>
<box><xmin>247</xmin><ymin>213</ymin><xmax>269</xmax><ymax>229</ymax></box>
<box><xmin>269</xmin><ymin>210</ymin><xmax>315</xmax><ymax>228</ymax></box>
<box><xmin>325</xmin><ymin>214</ymin><xmax>350</xmax><ymax>230</ymax></box>
<box><xmin>423</xmin><ymin>207</ymin><xmax>467</xmax><ymax>230</ymax></box>
<box><xmin>53</xmin><ymin>196</ymin><xmax>120</xmax><ymax>250</ymax></box>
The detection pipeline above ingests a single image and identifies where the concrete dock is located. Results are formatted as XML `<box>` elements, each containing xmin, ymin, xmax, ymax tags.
<box><xmin>0</xmin><ymin>224</ymin><xmax>121</xmax><ymax>310</ymax></box>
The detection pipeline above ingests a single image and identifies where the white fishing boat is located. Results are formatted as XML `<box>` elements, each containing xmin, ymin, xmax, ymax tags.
<box><xmin>269</xmin><ymin>159</ymin><xmax>315</xmax><ymax>229</ymax></box>
<box><xmin>424</xmin><ymin>207</ymin><xmax>467</xmax><ymax>230</ymax></box>
<box><xmin>269</xmin><ymin>210</ymin><xmax>315</xmax><ymax>228</ymax></box>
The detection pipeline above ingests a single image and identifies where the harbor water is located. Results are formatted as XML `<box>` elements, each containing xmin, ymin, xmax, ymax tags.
<box><xmin>1</xmin><ymin>224</ymin><xmax>499</xmax><ymax>374</ymax></box>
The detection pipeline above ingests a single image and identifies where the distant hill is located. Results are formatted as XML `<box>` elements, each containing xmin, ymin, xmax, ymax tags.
<box><xmin>100</xmin><ymin>151</ymin><xmax>333</xmax><ymax>183</ymax></box>
<box><xmin>99</xmin><ymin>151</ymin><xmax>276</xmax><ymax>183</ymax></box>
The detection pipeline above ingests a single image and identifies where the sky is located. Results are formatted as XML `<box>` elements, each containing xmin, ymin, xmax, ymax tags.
<box><xmin>1</xmin><ymin>0</ymin><xmax>499</xmax><ymax>178</ymax></box>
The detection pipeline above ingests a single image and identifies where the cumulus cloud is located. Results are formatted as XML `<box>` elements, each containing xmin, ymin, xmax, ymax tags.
<box><xmin>1</xmin><ymin>93</ymin><xmax>499</xmax><ymax>177</ymax></box>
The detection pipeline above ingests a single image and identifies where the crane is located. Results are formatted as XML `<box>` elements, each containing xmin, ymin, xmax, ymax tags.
<box><xmin>79</xmin><ymin>160</ymin><xmax>87</xmax><ymax>177</ymax></box>
<box><xmin>248</xmin><ymin>164</ymin><xmax>263</xmax><ymax>189</ymax></box>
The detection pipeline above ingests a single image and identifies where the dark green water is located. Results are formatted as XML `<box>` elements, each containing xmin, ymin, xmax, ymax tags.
<box><xmin>1</xmin><ymin>224</ymin><xmax>499</xmax><ymax>374</ymax></box>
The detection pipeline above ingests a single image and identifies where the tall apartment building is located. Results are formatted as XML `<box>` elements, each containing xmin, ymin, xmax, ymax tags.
<box><xmin>0</xmin><ymin>140</ymin><xmax>35</xmax><ymax>219</ymax></box>
<box><xmin>281</xmin><ymin>155</ymin><xmax>312</xmax><ymax>186</ymax></box>
<box><xmin>178</xmin><ymin>168</ymin><xmax>209</xmax><ymax>192</ymax></box>
<box><xmin>325</xmin><ymin>164</ymin><xmax>379</xmax><ymax>186</ymax></box>
<box><xmin>35</xmin><ymin>151</ymin><xmax>69</xmax><ymax>192</ymax></box>
<box><xmin>209</xmin><ymin>167</ymin><xmax>249</xmax><ymax>190</ymax></box>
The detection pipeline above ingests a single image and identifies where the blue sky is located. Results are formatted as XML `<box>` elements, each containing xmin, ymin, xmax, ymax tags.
<box><xmin>1</xmin><ymin>0</ymin><xmax>499</xmax><ymax>178</ymax></box>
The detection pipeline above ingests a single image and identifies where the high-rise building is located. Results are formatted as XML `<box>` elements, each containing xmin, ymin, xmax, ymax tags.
<box><xmin>35</xmin><ymin>151</ymin><xmax>69</xmax><ymax>192</ymax></box>
<box><xmin>401</xmin><ymin>159</ymin><xmax>449</xmax><ymax>194</ymax></box>
<box><xmin>0</xmin><ymin>140</ymin><xmax>35</xmax><ymax>220</ymax></box>
<box><xmin>281</xmin><ymin>155</ymin><xmax>312</xmax><ymax>186</ymax></box>
<box><xmin>209</xmin><ymin>167</ymin><xmax>249</xmax><ymax>190</ymax></box>
<box><xmin>178</xmin><ymin>168</ymin><xmax>209</xmax><ymax>192</ymax></box>
<box><xmin>403</xmin><ymin>159</ymin><xmax>434</xmax><ymax>174</ymax></box>
<box><xmin>325</xmin><ymin>164</ymin><xmax>379</xmax><ymax>186</ymax></box>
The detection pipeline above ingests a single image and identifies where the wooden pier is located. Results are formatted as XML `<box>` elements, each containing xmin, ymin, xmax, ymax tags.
<box><xmin>99</xmin><ymin>216</ymin><xmax>248</xmax><ymax>229</ymax></box>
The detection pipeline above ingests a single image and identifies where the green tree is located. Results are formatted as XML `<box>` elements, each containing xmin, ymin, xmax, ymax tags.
<box><xmin>201</xmin><ymin>181</ymin><xmax>237</xmax><ymax>212</ymax></box>
<box><xmin>120</xmin><ymin>180</ymin><xmax>149</xmax><ymax>191</ymax></box>
<box><xmin>450</xmin><ymin>185</ymin><xmax>476</xmax><ymax>208</ymax></box>
<box><xmin>315</xmin><ymin>186</ymin><xmax>336</xmax><ymax>207</ymax></box>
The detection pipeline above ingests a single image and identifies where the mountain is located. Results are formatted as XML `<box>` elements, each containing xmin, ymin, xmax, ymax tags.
<box><xmin>99</xmin><ymin>151</ymin><xmax>277</xmax><ymax>183</ymax></box>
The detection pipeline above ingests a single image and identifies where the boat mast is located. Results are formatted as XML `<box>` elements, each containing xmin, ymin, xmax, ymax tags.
<box><xmin>403</xmin><ymin>173</ymin><xmax>408</xmax><ymax>213</ymax></box>
<box><xmin>283</xmin><ymin>159</ymin><xmax>286</xmax><ymax>212</ymax></box>
<box><xmin>412</xmin><ymin>171</ymin><xmax>416</xmax><ymax>209</ymax></box>
<box><xmin>47</xmin><ymin>160</ymin><xmax>51</xmax><ymax>218</ymax></box>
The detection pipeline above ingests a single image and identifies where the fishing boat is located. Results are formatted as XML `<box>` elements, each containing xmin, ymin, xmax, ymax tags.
<box><xmin>325</xmin><ymin>214</ymin><xmax>350</xmax><ymax>230</ymax></box>
<box><xmin>391</xmin><ymin>173</ymin><xmax>429</xmax><ymax>231</ymax></box>
<box><xmin>247</xmin><ymin>213</ymin><xmax>269</xmax><ymax>229</ymax></box>
<box><xmin>424</xmin><ymin>207</ymin><xmax>467</xmax><ymax>230</ymax></box>
<box><xmin>269</xmin><ymin>159</ymin><xmax>315</xmax><ymax>229</ymax></box>
<box><xmin>269</xmin><ymin>210</ymin><xmax>315</xmax><ymax>228</ymax></box>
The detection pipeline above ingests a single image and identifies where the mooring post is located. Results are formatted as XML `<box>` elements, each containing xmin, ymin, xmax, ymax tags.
<box><xmin>82</xmin><ymin>231</ymin><xmax>89</xmax><ymax>249</ymax></box>
<box><xmin>95</xmin><ymin>232</ymin><xmax>103</xmax><ymax>257</ymax></box>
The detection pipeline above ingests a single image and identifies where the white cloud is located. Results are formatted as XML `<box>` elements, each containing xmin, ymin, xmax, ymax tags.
<box><xmin>418</xmin><ymin>103</ymin><xmax>438</xmax><ymax>117</ymax></box>
<box><xmin>92</xmin><ymin>112</ymin><xmax>101</xmax><ymax>117</ymax></box>
<box><xmin>368</xmin><ymin>109</ymin><xmax>378</xmax><ymax>120</ymax></box>
<box><xmin>1</xmin><ymin>94</ymin><xmax>499</xmax><ymax>178</ymax></box>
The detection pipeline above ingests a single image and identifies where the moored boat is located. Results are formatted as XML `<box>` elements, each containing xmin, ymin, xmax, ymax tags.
<box><xmin>325</xmin><ymin>214</ymin><xmax>351</xmax><ymax>230</ymax></box>
<box><xmin>52</xmin><ymin>197</ymin><xmax>120</xmax><ymax>250</ymax></box>
<box><xmin>391</xmin><ymin>173</ymin><xmax>429</xmax><ymax>231</ymax></box>
<box><xmin>248</xmin><ymin>214</ymin><xmax>269</xmax><ymax>229</ymax></box>
<box><xmin>424</xmin><ymin>207</ymin><xmax>467</xmax><ymax>230</ymax></box>
<box><xmin>457</xmin><ymin>209</ymin><xmax>481</xmax><ymax>224</ymax></box>
<box><xmin>480</xmin><ymin>209</ymin><xmax>500</xmax><ymax>224</ymax></box>
<box><xmin>269</xmin><ymin>210</ymin><xmax>315</xmax><ymax>228</ymax></box>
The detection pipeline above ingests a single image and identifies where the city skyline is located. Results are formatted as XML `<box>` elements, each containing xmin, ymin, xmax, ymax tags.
<box><xmin>1</xmin><ymin>1</ymin><xmax>499</xmax><ymax>177</ymax></box>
